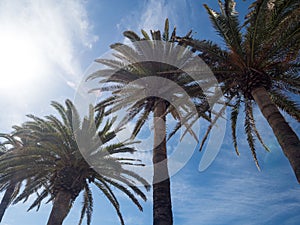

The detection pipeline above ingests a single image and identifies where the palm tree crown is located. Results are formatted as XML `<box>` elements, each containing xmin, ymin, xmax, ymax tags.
<box><xmin>0</xmin><ymin>100</ymin><xmax>149</xmax><ymax>225</ymax></box>
<box><xmin>87</xmin><ymin>19</ymin><xmax>211</xmax><ymax>138</ymax></box>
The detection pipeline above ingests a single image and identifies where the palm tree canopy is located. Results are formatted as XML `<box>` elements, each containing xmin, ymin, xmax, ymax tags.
<box><xmin>87</xmin><ymin>19</ymin><xmax>214</xmax><ymax>141</ymax></box>
<box><xmin>0</xmin><ymin>100</ymin><xmax>149</xmax><ymax>225</ymax></box>
<box><xmin>179</xmin><ymin>0</ymin><xmax>300</xmax><ymax>168</ymax></box>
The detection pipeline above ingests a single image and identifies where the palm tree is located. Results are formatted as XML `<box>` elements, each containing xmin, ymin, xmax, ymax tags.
<box><xmin>87</xmin><ymin>19</ymin><xmax>211</xmax><ymax>225</ymax></box>
<box><xmin>0</xmin><ymin>100</ymin><xmax>149</xmax><ymax>225</ymax></box>
<box><xmin>180</xmin><ymin>0</ymin><xmax>300</xmax><ymax>181</ymax></box>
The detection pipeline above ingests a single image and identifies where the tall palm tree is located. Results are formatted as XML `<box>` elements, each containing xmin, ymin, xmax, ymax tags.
<box><xmin>87</xmin><ymin>19</ymin><xmax>211</xmax><ymax>225</ymax></box>
<box><xmin>180</xmin><ymin>0</ymin><xmax>300</xmax><ymax>181</ymax></box>
<box><xmin>0</xmin><ymin>100</ymin><xmax>149</xmax><ymax>225</ymax></box>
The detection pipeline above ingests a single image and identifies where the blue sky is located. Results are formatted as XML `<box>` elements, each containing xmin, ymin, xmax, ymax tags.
<box><xmin>0</xmin><ymin>0</ymin><xmax>300</xmax><ymax>225</ymax></box>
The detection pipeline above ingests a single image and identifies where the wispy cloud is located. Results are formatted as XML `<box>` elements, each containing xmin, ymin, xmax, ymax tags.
<box><xmin>171</xmin><ymin>148</ymin><xmax>300</xmax><ymax>225</ymax></box>
<box><xmin>138</xmin><ymin>0</ymin><xmax>170</xmax><ymax>31</ymax></box>
<box><xmin>138</xmin><ymin>0</ymin><xmax>192</xmax><ymax>32</ymax></box>
<box><xmin>116</xmin><ymin>0</ymin><xmax>192</xmax><ymax>35</ymax></box>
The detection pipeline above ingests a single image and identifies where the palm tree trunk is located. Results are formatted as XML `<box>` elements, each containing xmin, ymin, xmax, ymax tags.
<box><xmin>153</xmin><ymin>100</ymin><xmax>173</xmax><ymax>225</ymax></box>
<box><xmin>252</xmin><ymin>87</ymin><xmax>300</xmax><ymax>183</ymax></box>
<box><xmin>46</xmin><ymin>191</ymin><xmax>73</xmax><ymax>225</ymax></box>
<box><xmin>0</xmin><ymin>181</ymin><xmax>16</xmax><ymax>222</ymax></box>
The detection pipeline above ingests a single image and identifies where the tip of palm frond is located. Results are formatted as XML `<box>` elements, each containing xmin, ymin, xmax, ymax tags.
<box><xmin>163</xmin><ymin>18</ymin><xmax>169</xmax><ymax>41</ymax></box>
<box><xmin>203</xmin><ymin>3</ymin><xmax>211</xmax><ymax>13</ymax></box>
<box><xmin>123</xmin><ymin>30</ymin><xmax>141</xmax><ymax>42</ymax></box>
<box><xmin>25</xmin><ymin>114</ymin><xmax>35</xmax><ymax>119</ymax></box>
<box><xmin>170</xmin><ymin>26</ymin><xmax>176</xmax><ymax>41</ymax></box>
<box><xmin>235</xmin><ymin>148</ymin><xmax>240</xmax><ymax>156</ymax></box>
<box><xmin>124</xmin><ymin>139</ymin><xmax>141</xmax><ymax>146</ymax></box>
<box><xmin>141</xmin><ymin>29</ymin><xmax>150</xmax><ymax>40</ymax></box>
<box><xmin>167</xmin><ymin>132</ymin><xmax>174</xmax><ymax>141</ymax></box>
<box><xmin>129</xmin><ymin>134</ymin><xmax>137</xmax><ymax>141</ymax></box>
<box><xmin>255</xmin><ymin>161</ymin><xmax>261</xmax><ymax>171</ymax></box>
<box><xmin>184</xmin><ymin>30</ymin><xmax>193</xmax><ymax>39</ymax></box>
<box><xmin>165</xmin><ymin>18</ymin><xmax>169</xmax><ymax>25</ymax></box>
<box><xmin>199</xmin><ymin>137</ymin><xmax>206</xmax><ymax>152</ymax></box>
<box><xmin>50</xmin><ymin>100</ymin><xmax>60</xmax><ymax>107</ymax></box>
<box><xmin>264</xmin><ymin>146</ymin><xmax>271</xmax><ymax>152</ymax></box>
<box><xmin>225</xmin><ymin>0</ymin><xmax>238</xmax><ymax>16</ymax></box>
<box><xmin>88</xmin><ymin>88</ymin><xmax>101</xmax><ymax>94</ymax></box>
<box><xmin>203</xmin><ymin>4</ymin><xmax>219</xmax><ymax>18</ymax></box>
<box><xmin>145</xmin><ymin>184</ymin><xmax>151</xmax><ymax>192</ymax></box>
<box><xmin>110</xmin><ymin>43</ymin><xmax>124</xmax><ymax>49</ymax></box>
<box><xmin>250</xmin><ymin>144</ymin><xmax>261</xmax><ymax>171</ymax></box>
<box><xmin>65</xmin><ymin>99</ymin><xmax>73</xmax><ymax>107</ymax></box>
<box><xmin>94</xmin><ymin>58</ymin><xmax>103</xmax><ymax>63</ymax></box>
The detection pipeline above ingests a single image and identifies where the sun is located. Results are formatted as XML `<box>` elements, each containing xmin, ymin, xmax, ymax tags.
<box><xmin>0</xmin><ymin>30</ymin><xmax>43</xmax><ymax>92</ymax></box>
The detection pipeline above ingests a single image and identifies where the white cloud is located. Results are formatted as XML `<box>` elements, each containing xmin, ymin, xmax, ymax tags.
<box><xmin>0</xmin><ymin>0</ymin><xmax>96</xmax><ymax>80</ymax></box>
<box><xmin>0</xmin><ymin>0</ymin><xmax>97</xmax><ymax>131</ymax></box>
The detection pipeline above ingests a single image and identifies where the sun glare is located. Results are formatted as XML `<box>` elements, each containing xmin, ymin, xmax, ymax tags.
<box><xmin>0</xmin><ymin>30</ymin><xmax>43</xmax><ymax>92</ymax></box>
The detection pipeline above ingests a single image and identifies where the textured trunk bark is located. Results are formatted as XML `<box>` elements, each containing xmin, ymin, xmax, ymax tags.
<box><xmin>46</xmin><ymin>191</ymin><xmax>73</xmax><ymax>225</ymax></box>
<box><xmin>252</xmin><ymin>87</ymin><xmax>300</xmax><ymax>183</ymax></box>
<box><xmin>153</xmin><ymin>100</ymin><xmax>173</xmax><ymax>225</ymax></box>
<box><xmin>0</xmin><ymin>181</ymin><xmax>16</xmax><ymax>222</ymax></box>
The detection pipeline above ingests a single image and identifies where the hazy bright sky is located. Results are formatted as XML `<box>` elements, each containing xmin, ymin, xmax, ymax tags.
<box><xmin>0</xmin><ymin>0</ymin><xmax>300</xmax><ymax>225</ymax></box>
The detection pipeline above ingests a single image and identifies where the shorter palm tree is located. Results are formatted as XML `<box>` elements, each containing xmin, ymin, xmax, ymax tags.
<box><xmin>0</xmin><ymin>100</ymin><xmax>149</xmax><ymax>225</ymax></box>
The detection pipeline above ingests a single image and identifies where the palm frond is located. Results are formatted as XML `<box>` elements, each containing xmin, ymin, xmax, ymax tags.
<box><xmin>230</xmin><ymin>98</ymin><xmax>241</xmax><ymax>155</ymax></box>
<box><xmin>270</xmin><ymin>90</ymin><xmax>300</xmax><ymax>122</ymax></box>
<box><xmin>244</xmin><ymin>101</ymin><xmax>260</xmax><ymax>170</ymax></box>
